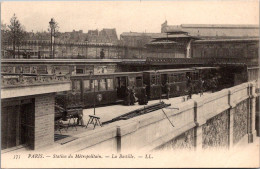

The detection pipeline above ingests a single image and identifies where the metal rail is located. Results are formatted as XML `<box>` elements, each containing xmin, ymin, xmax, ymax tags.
<box><xmin>102</xmin><ymin>102</ymin><xmax>171</xmax><ymax>124</ymax></box>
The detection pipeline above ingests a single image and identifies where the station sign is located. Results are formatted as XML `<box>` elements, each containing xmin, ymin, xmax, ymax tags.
<box><xmin>97</xmin><ymin>94</ymin><xmax>103</xmax><ymax>102</ymax></box>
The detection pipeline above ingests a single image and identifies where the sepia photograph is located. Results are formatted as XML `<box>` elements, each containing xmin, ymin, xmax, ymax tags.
<box><xmin>0</xmin><ymin>0</ymin><xmax>259</xmax><ymax>168</ymax></box>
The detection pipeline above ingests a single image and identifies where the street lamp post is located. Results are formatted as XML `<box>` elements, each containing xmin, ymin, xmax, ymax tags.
<box><xmin>49</xmin><ymin>18</ymin><xmax>55</xmax><ymax>59</ymax></box>
<box><xmin>90</xmin><ymin>71</ymin><xmax>96</xmax><ymax>115</ymax></box>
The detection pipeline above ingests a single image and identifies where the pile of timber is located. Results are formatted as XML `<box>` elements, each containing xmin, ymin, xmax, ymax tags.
<box><xmin>103</xmin><ymin>101</ymin><xmax>171</xmax><ymax>125</ymax></box>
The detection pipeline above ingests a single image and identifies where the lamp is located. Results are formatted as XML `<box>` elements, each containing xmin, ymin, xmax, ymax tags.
<box><xmin>49</xmin><ymin>18</ymin><xmax>55</xmax><ymax>59</ymax></box>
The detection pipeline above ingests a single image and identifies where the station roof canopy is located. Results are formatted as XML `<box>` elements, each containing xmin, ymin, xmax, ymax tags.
<box><xmin>165</xmin><ymin>30</ymin><xmax>190</xmax><ymax>35</ymax></box>
<box><xmin>152</xmin><ymin>34</ymin><xmax>200</xmax><ymax>41</ymax></box>
<box><xmin>143</xmin><ymin>68</ymin><xmax>195</xmax><ymax>73</ymax></box>
<box><xmin>146</xmin><ymin>40</ymin><xmax>177</xmax><ymax>46</ymax></box>
<box><xmin>192</xmin><ymin>66</ymin><xmax>220</xmax><ymax>70</ymax></box>
<box><xmin>146</xmin><ymin>33</ymin><xmax>200</xmax><ymax>47</ymax></box>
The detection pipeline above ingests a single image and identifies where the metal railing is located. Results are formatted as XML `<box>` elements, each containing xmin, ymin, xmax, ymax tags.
<box><xmin>145</xmin><ymin>57</ymin><xmax>258</xmax><ymax>66</ymax></box>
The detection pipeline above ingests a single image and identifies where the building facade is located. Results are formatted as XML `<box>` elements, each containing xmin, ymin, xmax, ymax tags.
<box><xmin>1</xmin><ymin>74</ymin><xmax>71</xmax><ymax>151</ymax></box>
<box><xmin>161</xmin><ymin>21</ymin><xmax>259</xmax><ymax>39</ymax></box>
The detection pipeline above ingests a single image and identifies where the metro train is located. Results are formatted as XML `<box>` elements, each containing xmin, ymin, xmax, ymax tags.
<box><xmin>55</xmin><ymin>66</ymin><xmax>243</xmax><ymax>109</ymax></box>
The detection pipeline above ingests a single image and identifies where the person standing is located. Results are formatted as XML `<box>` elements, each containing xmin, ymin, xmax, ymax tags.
<box><xmin>187</xmin><ymin>75</ymin><xmax>192</xmax><ymax>99</ymax></box>
<box><xmin>138</xmin><ymin>85</ymin><xmax>148</xmax><ymax>105</ymax></box>
<box><xmin>130</xmin><ymin>86</ymin><xmax>136</xmax><ymax>105</ymax></box>
<box><xmin>125</xmin><ymin>86</ymin><xmax>131</xmax><ymax>106</ymax></box>
<box><xmin>212</xmin><ymin>77</ymin><xmax>218</xmax><ymax>92</ymax></box>
<box><xmin>100</xmin><ymin>49</ymin><xmax>105</xmax><ymax>59</ymax></box>
<box><xmin>199</xmin><ymin>77</ymin><xmax>204</xmax><ymax>96</ymax></box>
<box><xmin>165</xmin><ymin>82</ymin><xmax>170</xmax><ymax>100</ymax></box>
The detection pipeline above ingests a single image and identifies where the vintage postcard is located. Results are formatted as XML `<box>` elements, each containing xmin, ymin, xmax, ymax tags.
<box><xmin>1</xmin><ymin>0</ymin><xmax>259</xmax><ymax>168</ymax></box>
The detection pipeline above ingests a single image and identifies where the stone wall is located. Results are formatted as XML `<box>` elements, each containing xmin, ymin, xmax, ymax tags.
<box><xmin>155</xmin><ymin>128</ymin><xmax>195</xmax><ymax>151</ymax></box>
<box><xmin>202</xmin><ymin>110</ymin><xmax>229</xmax><ymax>149</ymax></box>
<box><xmin>233</xmin><ymin>100</ymin><xmax>248</xmax><ymax>145</ymax></box>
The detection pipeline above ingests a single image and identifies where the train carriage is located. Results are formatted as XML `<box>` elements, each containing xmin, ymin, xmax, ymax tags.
<box><xmin>143</xmin><ymin>68</ymin><xmax>199</xmax><ymax>99</ymax></box>
<box><xmin>56</xmin><ymin>72</ymin><xmax>144</xmax><ymax>109</ymax></box>
<box><xmin>192</xmin><ymin>67</ymin><xmax>219</xmax><ymax>93</ymax></box>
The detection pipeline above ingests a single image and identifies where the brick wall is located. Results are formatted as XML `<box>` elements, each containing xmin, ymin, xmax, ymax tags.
<box><xmin>34</xmin><ymin>93</ymin><xmax>55</xmax><ymax>149</ymax></box>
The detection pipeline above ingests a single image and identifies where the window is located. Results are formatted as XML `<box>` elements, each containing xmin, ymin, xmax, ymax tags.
<box><xmin>193</xmin><ymin>72</ymin><xmax>199</xmax><ymax>80</ymax></box>
<box><xmin>91</xmin><ymin>80</ymin><xmax>99</xmax><ymax>91</ymax></box>
<box><xmin>172</xmin><ymin>75</ymin><xmax>177</xmax><ymax>82</ymax></box>
<box><xmin>107</xmin><ymin>78</ymin><xmax>114</xmax><ymax>90</ymax></box>
<box><xmin>136</xmin><ymin>77</ymin><xmax>142</xmax><ymax>87</ymax></box>
<box><xmin>99</xmin><ymin>79</ymin><xmax>107</xmax><ymax>91</ymax></box>
<box><xmin>151</xmin><ymin>75</ymin><xmax>156</xmax><ymax>85</ymax></box>
<box><xmin>180</xmin><ymin>74</ymin><xmax>186</xmax><ymax>81</ymax></box>
<box><xmin>73</xmin><ymin>80</ymin><xmax>81</xmax><ymax>92</ymax></box>
<box><xmin>120</xmin><ymin>78</ymin><xmax>126</xmax><ymax>87</ymax></box>
<box><xmin>169</xmin><ymin>74</ymin><xmax>174</xmax><ymax>83</ymax></box>
<box><xmin>156</xmin><ymin>75</ymin><xmax>160</xmax><ymax>84</ymax></box>
<box><xmin>128</xmin><ymin>77</ymin><xmax>135</xmax><ymax>86</ymax></box>
<box><xmin>76</xmin><ymin>69</ymin><xmax>84</xmax><ymax>74</ymax></box>
<box><xmin>175</xmin><ymin>74</ymin><xmax>182</xmax><ymax>82</ymax></box>
<box><xmin>83</xmin><ymin>80</ymin><xmax>90</xmax><ymax>91</ymax></box>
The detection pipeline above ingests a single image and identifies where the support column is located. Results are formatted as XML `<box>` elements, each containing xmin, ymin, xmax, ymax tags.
<box><xmin>249</xmin><ymin>83</ymin><xmax>257</xmax><ymax>141</ymax></box>
<box><xmin>116</xmin><ymin>126</ymin><xmax>121</xmax><ymax>153</ymax></box>
<box><xmin>194</xmin><ymin>125</ymin><xmax>203</xmax><ymax>151</ymax></box>
<box><xmin>228</xmin><ymin>107</ymin><xmax>235</xmax><ymax>148</ymax></box>
<box><xmin>34</xmin><ymin>93</ymin><xmax>55</xmax><ymax>150</ymax></box>
<box><xmin>247</xmin><ymin>96</ymin><xmax>253</xmax><ymax>143</ymax></box>
<box><xmin>228</xmin><ymin>90</ymin><xmax>236</xmax><ymax>149</ymax></box>
<box><xmin>194</xmin><ymin>99</ymin><xmax>206</xmax><ymax>151</ymax></box>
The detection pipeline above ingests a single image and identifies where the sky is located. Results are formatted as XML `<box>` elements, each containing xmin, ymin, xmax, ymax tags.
<box><xmin>1</xmin><ymin>0</ymin><xmax>259</xmax><ymax>35</ymax></box>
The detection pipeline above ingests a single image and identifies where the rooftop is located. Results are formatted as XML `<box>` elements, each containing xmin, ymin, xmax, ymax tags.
<box><xmin>193</xmin><ymin>38</ymin><xmax>259</xmax><ymax>43</ymax></box>
<box><xmin>121</xmin><ymin>32</ymin><xmax>165</xmax><ymax>37</ymax></box>
<box><xmin>179</xmin><ymin>24</ymin><xmax>259</xmax><ymax>29</ymax></box>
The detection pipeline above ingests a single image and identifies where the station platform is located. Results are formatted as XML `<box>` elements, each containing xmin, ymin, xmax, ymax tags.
<box><xmin>82</xmin><ymin>92</ymin><xmax>212</xmax><ymax>124</ymax></box>
<box><xmin>54</xmin><ymin>92</ymin><xmax>212</xmax><ymax>144</ymax></box>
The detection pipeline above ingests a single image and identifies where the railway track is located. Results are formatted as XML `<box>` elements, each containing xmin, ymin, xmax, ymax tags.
<box><xmin>102</xmin><ymin>101</ymin><xmax>171</xmax><ymax>124</ymax></box>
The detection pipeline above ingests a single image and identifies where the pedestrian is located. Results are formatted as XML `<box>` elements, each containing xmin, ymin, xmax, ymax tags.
<box><xmin>138</xmin><ymin>85</ymin><xmax>148</xmax><ymax>105</ymax></box>
<box><xmin>187</xmin><ymin>76</ymin><xmax>192</xmax><ymax>99</ymax></box>
<box><xmin>100</xmin><ymin>49</ymin><xmax>105</xmax><ymax>59</ymax></box>
<box><xmin>165</xmin><ymin>82</ymin><xmax>170</xmax><ymax>100</ymax></box>
<box><xmin>188</xmin><ymin>85</ymin><xmax>193</xmax><ymax>99</ymax></box>
<box><xmin>130</xmin><ymin>86</ymin><xmax>136</xmax><ymax>105</ymax></box>
<box><xmin>199</xmin><ymin>77</ymin><xmax>204</xmax><ymax>96</ymax></box>
<box><xmin>124</xmin><ymin>86</ymin><xmax>131</xmax><ymax>106</ymax></box>
<box><xmin>211</xmin><ymin>77</ymin><xmax>218</xmax><ymax>92</ymax></box>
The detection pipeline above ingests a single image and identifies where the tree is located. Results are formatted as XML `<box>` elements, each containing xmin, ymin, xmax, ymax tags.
<box><xmin>7</xmin><ymin>14</ymin><xmax>25</xmax><ymax>58</ymax></box>
<box><xmin>1</xmin><ymin>22</ymin><xmax>8</xmax><ymax>57</ymax></box>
